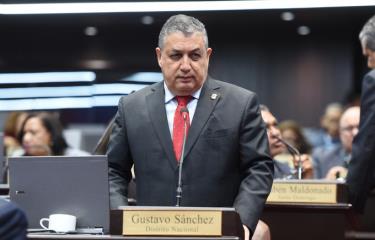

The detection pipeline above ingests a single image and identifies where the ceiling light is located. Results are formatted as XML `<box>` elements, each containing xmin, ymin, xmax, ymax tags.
<box><xmin>0</xmin><ymin>97</ymin><xmax>92</xmax><ymax>110</ymax></box>
<box><xmin>84</xmin><ymin>26</ymin><xmax>98</xmax><ymax>36</ymax></box>
<box><xmin>0</xmin><ymin>71</ymin><xmax>95</xmax><ymax>84</ymax></box>
<box><xmin>93</xmin><ymin>83</ymin><xmax>149</xmax><ymax>95</ymax></box>
<box><xmin>0</xmin><ymin>83</ymin><xmax>152</xmax><ymax>110</ymax></box>
<box><xmin>297</xmin><ymin>26</ymin><xmax>311</xmax><ymax>35</ymax></box>
<box><xmin>281</xmin><ymin>12</ymin><xmax>295</xmax><ymax>21</ymax></box>
<box><xmin>0</xmin><ymin>95</ymin><xmax>127</xmax><ymax>110</ymax></box>
<box><xmin>0</xmin><ymin>84</ymin><xmax>149</xmax><ymax>99</ymax></box>
<box><xmin>1</xmin><ymin>1</ymin><xmax>375</xmax><ymax>14</ymax></box>
<box><xmin>141</xmin><ymin>16</ymin><xmax>154</xmax><ymax>25</ymax></box>
<box><xmin>81</xmin><ymin>60</ymin><xmax>112</xmax><ymax>69</ymax></box>
<box><xmin>93</xmin><ymin>95</ymin><xmax>124</xmax><ymax>107</ymax></box>
<box><xmin>121</xmin><ymin>72</ymin><xmax>163</xmax><ymax>82</ymax></box>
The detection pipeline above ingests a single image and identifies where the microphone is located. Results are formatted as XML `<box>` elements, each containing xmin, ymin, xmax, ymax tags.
<box><xmin>176</xmin><ymin>107</ymin><xmax>189</xmax><ymax>207</ymax></box>
<box><xmin>274</xmin><ymin>135</ymin><xmax>303</xmax><ymax>180</ymax></box>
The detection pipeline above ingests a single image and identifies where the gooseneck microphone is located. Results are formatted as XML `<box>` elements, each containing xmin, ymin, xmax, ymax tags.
<box><xmin>176</xmin><ymin>107</ymin><xmax>189</xmax><ymax>207</ymax></box>
<box><xmin>274</xmin><ymin>135</ymin><xmax>303</xmax><ymax>180</ymax></box>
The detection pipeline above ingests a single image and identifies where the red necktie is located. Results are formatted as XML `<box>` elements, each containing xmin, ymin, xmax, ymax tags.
<box><xmin>173</xmin><ymin>96</ymin><xmax>191</xmax><ymax>162</ymax></box>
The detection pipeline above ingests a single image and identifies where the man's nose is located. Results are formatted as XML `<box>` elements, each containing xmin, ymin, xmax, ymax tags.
<box><xmin>270</xmin><ymin>126</ymin><xmax>281</xmax><ymax>137</ymax></box>
<box><xmin>180</xmin><ymin>56</ymin><xmax>191</xmax><ymax>72</ymax></box>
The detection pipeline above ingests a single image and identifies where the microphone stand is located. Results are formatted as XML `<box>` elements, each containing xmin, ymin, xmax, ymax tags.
<box><xmin>275</xmin><ymin>135</ymin><xmax>302</xmax><ymax>180</ymax></box>
<box><xmin>176</xmin><ymin>108</ymin><xmax>189</xmax><ymax>207</ymax></box>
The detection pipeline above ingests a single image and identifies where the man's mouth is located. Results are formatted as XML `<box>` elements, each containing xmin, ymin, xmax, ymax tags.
<box><xmin>273</xmin><ymin>139</ymin><xmax>283</xmax><ymax>147</ymax></box>
<box><xmin>177</xmin><ymin>76</ymin><xmax>194</xmax><ymax>82</ymax></box>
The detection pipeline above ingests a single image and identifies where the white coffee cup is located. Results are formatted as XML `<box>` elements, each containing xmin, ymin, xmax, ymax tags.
<box><xmin>40</xmin><ymin>214</ymin><xmax>77</xmax><ymax>233</ymax></box>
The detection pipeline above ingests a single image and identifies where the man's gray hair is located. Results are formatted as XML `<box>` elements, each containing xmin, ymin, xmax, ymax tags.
<box><xmin>360</xmin><ymin>14</ymin><xmax>375</xmax><ymax>51</ymax></box>
<box><xmin>158</xmin><ymin>14</ymin><xmax>209</xmax><ymax>49</ymax></box>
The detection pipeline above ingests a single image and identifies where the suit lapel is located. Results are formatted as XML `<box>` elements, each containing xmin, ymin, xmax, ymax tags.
<box><xmin>146</xmin><ymin>82</ymin><xmax>178</xmax><ymax>169</ymax></box>
<box><xmin>184</xmin><ymin>78</ymin><xmax>221</xmax><ymax>158</ymax></box>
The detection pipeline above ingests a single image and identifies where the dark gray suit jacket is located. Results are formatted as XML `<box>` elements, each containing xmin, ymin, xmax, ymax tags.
<box><xmin>274</xmin><ymin>160</ymin><xmax>292</xmax><ymax>179</ymax></box>
<box><xmin>107</xmin><ymin>78</ymin><xmax>274</xmax><ymax>232</ymax></box>
<box><xmin>313</xmin><ymin>145</ymin><xmax>347</xmax><ymax>179</ymax></box>
<box><xmin>347</xmin><ymin>69</ymin><xmax>375</xmax><ymax>212</ymax></box>
<box><xmin>0</xmin><ymin>199</ymin><xmax>27</xmax><ymax>240</ymax></box>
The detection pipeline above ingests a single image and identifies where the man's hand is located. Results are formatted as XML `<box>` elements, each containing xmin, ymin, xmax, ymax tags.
<box><xmin>251</xmin><ymin>221</ymin><xmax>271</xmax><ymax>240</ymax></box>
<box><xmin>243</xmin><ymin>224</ymin><xmax>250</xmax><ymax>240</ymax></box>
<box><xmin>325</xmin><ymin>166</ymin><xmax>348</xmax><ymax>180</ymax></box>
<box><xmin>293</xmin><ymin>154</ymin><xmax>314</xmax><ymax>179</ymax></box>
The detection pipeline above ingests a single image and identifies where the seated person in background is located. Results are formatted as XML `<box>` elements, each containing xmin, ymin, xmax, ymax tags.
<box><xmin>0</xmin><ymin>198</ymin><xmax>28</xmax><ymax>240</ymax></box>
<box><xmin>278</xmin><ymin>120</ymin><xmax>313</xmax><ymax>171</ymax></box>
<box><xmin>17</xmin><ymin>112</ymin><xmax>89</xmax><ymax>156</ymax></box>
<box><xmin>260</xmin><ymin>105</ymin><xmax>314</xmax><ymax>179</ymax></box>
<box><xmin>306</xmin><ymin>103</ymin><xmax>343</xmax><ymax>151</ymax></box>
<box><xmin>3</xmin><ymin>112</ymin><xmax>28</xmax><ymax>157</ymax></box>
<box><xmin>313</xmin><ymin>106</ymin><xmax>360</xmax><ymax>179</ymax></box>
<box><xmin>310</xmin><ymin>103</ymin><xmax>344</xmax><ymax>169</ymax></box>
<box><xmin>279</xmin><ymin>120</ymin><xmax>312</xmax><ymax>154</ymax></box>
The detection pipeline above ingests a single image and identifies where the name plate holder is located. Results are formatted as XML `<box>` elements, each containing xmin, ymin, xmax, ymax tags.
<box><xmin>110</xmin><ymin>206</ymin><xmax>243</xmax><ymax>239</ymax></box>
<box><xmin>267</xmin><ymin>179</ymin><xmax>348</xmax><ymax>204</ymax></box>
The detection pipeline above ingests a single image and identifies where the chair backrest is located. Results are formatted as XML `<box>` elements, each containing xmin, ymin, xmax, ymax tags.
<box><xmin>93</xmin><ymin>117</ymin><xmax>115</xmax><ymax>155</ymax></box>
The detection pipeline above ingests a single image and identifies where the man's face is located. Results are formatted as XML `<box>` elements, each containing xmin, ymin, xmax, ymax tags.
<box><xmin>339</xmin><ymin>107</ymin><xmax>360</xmax><ymax>153</ymax></box>
<box><xmin>321</xmin><ymin>109</ymin><xmax>342</xmax><ymax>138</ymax></box>
<box><xmin>261</xmin><ymin>110</ymin><xmax>284</xmax><ymax>157</ymax></box>
<box><xmin>156</xmin><ymin>32</ymin><xmax>212</xmax><ymax>96</ymax></box>
<box><xmin>361</xmin><ymin>40</ymin><xmax>375</xmax><ymax>69</ymax></box>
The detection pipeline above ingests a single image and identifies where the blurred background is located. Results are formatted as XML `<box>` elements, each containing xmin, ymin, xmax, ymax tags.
<box><xmin>0</xmin><ymin>0</ymin><xmax>374</xmax><ymax>152</ymax></box>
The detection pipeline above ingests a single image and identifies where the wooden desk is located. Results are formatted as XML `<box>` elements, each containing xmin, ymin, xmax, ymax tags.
<box><xmin>28</xmin><ymin>207</ymin><xmax>242</xmax><ymax>240</ymax></box>
<box><xmin>345</xmin><ymin>189</ymin><xmax>375</xmax><ymax>240</ymax></box>
<box><xmin>261</xmin><ymin>203</ymin><xmax>352</xmax><ymax>240</ymax></box>
<box><xmin>28</xmin><ymin>234</ymin><xmax>239</xmax><ymax>240</ymax></box>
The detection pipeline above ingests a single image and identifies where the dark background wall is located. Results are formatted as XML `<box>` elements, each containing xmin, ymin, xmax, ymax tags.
<box><xmin>0</xmin><ymin>5</ymin><xmax>374</xmax><ymax>127</ymax></box>
<box><xmin>209</xmin><ymin>36</ymin><xmax>354</xmax><ymax>126</ymax></box>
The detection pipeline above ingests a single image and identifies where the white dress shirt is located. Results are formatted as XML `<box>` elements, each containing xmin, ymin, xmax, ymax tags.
<box><xmin>164</xmin><ymin>82</ymin><xmax>201</xmax><ymax>137</ymax></box>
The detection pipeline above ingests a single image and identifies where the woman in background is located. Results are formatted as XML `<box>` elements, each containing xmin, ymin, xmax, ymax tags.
<box><xmin>4</xmin><ymin>112</ymin><xmax>28</xmax><ymax>157</ymax></box>
<box><xmin>275</xmin><ymin>120</ymin><xmax>314</xmax><ymax>179</ymax></box>
<box><xmin>18</xmin><ymin>112</ymin><xmax>88</xmax><ymax>156</ymax></box>
<box><xmin>279</xmin><ymin>120</ymin><xmax>312</xmax><ymax>154</ymax></box>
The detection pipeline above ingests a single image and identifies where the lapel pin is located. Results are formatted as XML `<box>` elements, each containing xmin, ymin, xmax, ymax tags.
<box><xmin>210</xmin><ymin>93</ymin><xmax>218</xmax><ymax>100</ymax></box>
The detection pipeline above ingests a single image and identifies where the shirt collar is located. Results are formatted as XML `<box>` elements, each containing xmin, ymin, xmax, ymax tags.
<box><xmin>163</xmin><ymin>81</ymin><xmax>202</xmax><ymax>104</ymax></box>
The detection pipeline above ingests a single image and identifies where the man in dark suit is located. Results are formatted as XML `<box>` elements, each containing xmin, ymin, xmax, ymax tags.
<box><xmin>347</xmin><ymin>14</ymin><xmax>375</xmax><ymax>212</ymax></box>
<box><xmin>259</xmin><ymin>105</ymin><xmax>314</xmax><ymax>179</ymax></box>
<box><xmin>0</xmin><ymin>199</ymin><xmax>28</xmax><ymax>240</ymax></box>
<box><xmin>315</xmin><ymin>106</ymin><xmax>359</xmax><ymax>179</ymax></box>
<box><xmin>107</xmin><ymin>14</ymin><xmax>274</xmax><ymax>238</ymax></box>
<box><xmin>259</xmin><ymin>105</ymin><xmax>292</xmax><ymax>179</ymax></box>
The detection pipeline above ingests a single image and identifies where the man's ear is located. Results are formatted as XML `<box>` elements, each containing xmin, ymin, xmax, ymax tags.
<box><xmin>206</xmin><ymin>47</ymin><xmax>213</xmax><ymax>65</ymax></box>
<box><xmin>206</xmin><ymin>48</ymin><xmax>212</xmax><ymax>58</ymax></box>
<box><xmin>155</xmin><ymin>47</ymin><xmax>162</xmax><ymax>68</ymax></box>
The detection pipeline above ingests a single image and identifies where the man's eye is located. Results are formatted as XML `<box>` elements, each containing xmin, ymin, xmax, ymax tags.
<box><xmin>170</xmin><ymin>54</ymin><xmax>181</xmax><ymax>60</ymax></box>
<box><xmin>191</xmin><ymin>53</ymin><xmax>201</xmax><ymax>60</ymax></box>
